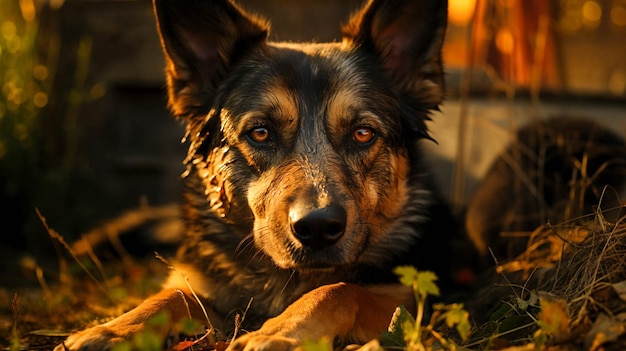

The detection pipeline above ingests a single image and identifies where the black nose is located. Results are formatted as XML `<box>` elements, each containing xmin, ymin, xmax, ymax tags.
<box><xmin>290</xmin><ymin>205</ymin><xmax>347</xmax><ymax>249</ymax></box>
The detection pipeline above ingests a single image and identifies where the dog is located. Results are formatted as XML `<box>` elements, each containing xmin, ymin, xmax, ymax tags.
<box><xmin>55</xmin><ymin>0</ymin><xmax>455</xmax><ymax>350</ymax></box>
<box><xmin>466</xmin><ymin>116</ymin><xmax>626</xmax><ymax>264</ymax></box>
<box><xmin>55</xmin><ymin>0</ymin><xmax>626</xmax><ymax>349</ymax></box>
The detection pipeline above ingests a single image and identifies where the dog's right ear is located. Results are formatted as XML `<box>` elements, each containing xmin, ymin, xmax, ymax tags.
<box><xmin>342</xmin><ymin>0</ymin><xmax>447</xmax><ymax>112</ymax></box>
<box><xmin>153</xmin><ymin>0</ymin><xmax>269</xmax><ymax>119</ymax></box>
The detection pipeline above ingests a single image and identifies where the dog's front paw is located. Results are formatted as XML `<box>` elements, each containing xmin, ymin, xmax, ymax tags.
<box><xmin>54</xmin><ymin>325</ymin><xmax>127</xmax><ymax>351</ymax></box>
<box><xmin>228</xmin><ymin>333</ymin><xmax>299</xmax><ymax>351</ymax></box>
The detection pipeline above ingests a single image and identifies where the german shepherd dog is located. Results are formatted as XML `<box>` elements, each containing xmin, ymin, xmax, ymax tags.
<box><xmin>57</xmin><ymin>0</ymin><xmax>453</xmax><ymax>349</ymax></box>
<box><xmin>55</xmin><ymin>0</ymin><xmax>626</xmax><ymax>349</ymax></box>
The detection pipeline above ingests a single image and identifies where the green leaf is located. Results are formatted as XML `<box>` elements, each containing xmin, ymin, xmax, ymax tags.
<box><xmin>457</xmin><ymin>316</ymin><xmax>472</xmax><ymax>342</ymax></box>
<box><xmin>393</xmin><ymin>266</ymin><xmax>419</xmax><ymax>287</ymax></box>
<box><xmin>537</xmin><ymin>297</ymin><xmax>569</xmax><ymax>338</ymax></box>
<box><xmin>380</xmin><ymin>305</ymin><xmax>415</xmax><ymax>347</ymax></box>
<box><xmin>434</xmin><ymin>303</ymin><xmax>471</xmax><ymax>341</ymax></box>
<box><xmin>516</xmin><ymin>297</ymin><xmax>529</xmax><ymax>311</ymax></box>
<box><xmin>448</xmin><ymin>309</ymin><xmax>471</xmax><ymax>341</ymax></box>
<box><xmin>379</xmin><ymin>331</ymin><xmax>404</xmax><ymax>347</ymax></box>
<box><xmin>393</xmin><ymin>266</ymin><xmax>440</xmax><ymax>298</ymax></box>
<box><xmin>442</xmin><ymin>304</ymin><xmax>464</xmax><ymax>325</ymax></box>
<box><xmin>488</xmin><ymin>302</ymin><xmax>514</xmax><ymax>322</ymax></box>
<box><xmin>416</xmin><ymin>271</ymin><xmax>440</xmax><ymax>298</ymax></box>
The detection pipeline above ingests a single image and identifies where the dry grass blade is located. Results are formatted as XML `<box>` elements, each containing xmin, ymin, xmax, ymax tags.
<box><xmin>503</xmin><ymin>202</ymin><xmax>626</xmax><ymax>330</ymax></box>
<box><xmin>36</xmin><ymin>208</ymin><xmax>113</xmax><ymax>302</ymax></box>
<box><xmin>154</xmin><ymin>252</ymin><xmax>217</xmax><ymax>345</ymax></box>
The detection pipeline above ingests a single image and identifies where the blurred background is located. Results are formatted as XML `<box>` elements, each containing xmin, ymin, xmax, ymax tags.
<box><xmin>0</xmin><ymin>0</ymin><xmax>624</xmax><ymax>279</ymax></box>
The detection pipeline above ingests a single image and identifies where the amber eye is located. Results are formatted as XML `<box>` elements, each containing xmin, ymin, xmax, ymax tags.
<box><xmin>248</xmin><ymin>127</ymin><xmax>270</xmax><ymax>144</ymax></box>
<box><xmin>353</xmin><ymin>127</ymin><xmax>376</xmax><ymax>145</ymax></box>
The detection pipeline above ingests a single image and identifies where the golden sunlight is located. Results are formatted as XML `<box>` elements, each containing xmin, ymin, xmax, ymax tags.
<box><xmin>449</xmin><ymin>0</ymin><xmax>477</xmax><ymax>26</ymax></box>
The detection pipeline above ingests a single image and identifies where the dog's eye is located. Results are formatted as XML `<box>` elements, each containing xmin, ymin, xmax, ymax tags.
<box><xmin>247</xmin><ymin>127</ymin><xmax>270</xmax><ymax>144</ymax></box>
<box><xmin>353</xmin><ymin>127</ymin><xmax>376</xmax><ymax>145</ymax></box>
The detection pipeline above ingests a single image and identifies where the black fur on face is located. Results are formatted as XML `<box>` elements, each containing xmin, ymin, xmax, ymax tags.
<box><xmin>153</xmin><ymin>0</ymin><xmax>448</xmax><ymax>271</ymax></box>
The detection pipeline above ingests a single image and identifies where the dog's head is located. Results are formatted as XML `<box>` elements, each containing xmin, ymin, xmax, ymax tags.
<box><xmin>154</xmin><ymin>0</ymin><xmax>447</xmax><ymax>271</ymax></box>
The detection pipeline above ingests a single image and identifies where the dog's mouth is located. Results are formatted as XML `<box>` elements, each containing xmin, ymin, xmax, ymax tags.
<box><xmin>274</xmin><ymin>255</ymin><xmax>353</xmax><ymax>273</ymax></box>
<box><xmin>290</xmin><ymin>261</ymin><xmax>339</xmax><ymax>273</ymax></box>
<box><xmin>252</xmin><ymin>227</ymin><xmax>364</xmax><ymax>272</ymax></box>
<box><xmin>288</xmin><ymin>247</ymin><xmax>355</xmax><ymax>271</ymax></box>
<box><xmin>259</xmin><ymin>231</ymin><xmax>365</xmax><ymax>272</ymax></box>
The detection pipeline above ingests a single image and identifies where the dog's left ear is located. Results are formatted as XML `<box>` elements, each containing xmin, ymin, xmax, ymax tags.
<box><xmin>343</xmin><ymin>0</ymin><xmax>447</xmax><ymax>110</ymax></box>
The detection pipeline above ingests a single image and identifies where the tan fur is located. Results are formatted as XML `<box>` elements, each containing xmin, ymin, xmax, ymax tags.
<box><xmin>229</xmin><ymin>283</ymin><xmax>410</xmax><ymax>350</ymax></box>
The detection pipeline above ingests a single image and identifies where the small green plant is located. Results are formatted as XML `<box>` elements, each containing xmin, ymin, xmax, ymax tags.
<box><xmin>380</xmin><ymin>266</ymin><xmax>471</xmax><ymax>351</ymax></box>
<box><xmin>533</xmin><ymin>297</ymin><xmax>569</xmax><ymax>348</ymax></box>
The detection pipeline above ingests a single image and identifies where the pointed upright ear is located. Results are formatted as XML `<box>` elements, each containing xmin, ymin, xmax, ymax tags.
<box><xmin>343</xmin><ymin>0</ymin><xmax>447</xmax><ymax>109</ymax></box>
<box><xmin>153</xmin><ymin>0</ymin><xmax>269</xmax><ymax>119</ymax></box>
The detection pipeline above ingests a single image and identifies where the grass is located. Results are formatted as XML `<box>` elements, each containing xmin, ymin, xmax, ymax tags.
<box><xmin>466</xmin><ymin>202</ymin><xmax>626</xmax><ymax>350</ymax></box>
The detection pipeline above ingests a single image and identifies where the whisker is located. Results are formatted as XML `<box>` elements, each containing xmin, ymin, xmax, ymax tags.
<box><xmin>279</xmin><ymin>270</ymin><xmax>297</xmax><ymax>295</ymax></box>
<box><xmin>235</xmin><ymin>233</ymin><xmax>255</xmax><ymax>256</ymax></box>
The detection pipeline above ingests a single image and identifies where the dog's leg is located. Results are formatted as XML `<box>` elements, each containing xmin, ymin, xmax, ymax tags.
<box><xmin>55</xmin><ymin>288</ymin><xmax>208</xmax><ymax>351</ymax></box>
<box><xmin>228</xmin><ymin>282</ymin><xmax>411</xmax><ymax>351</ymax></box>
